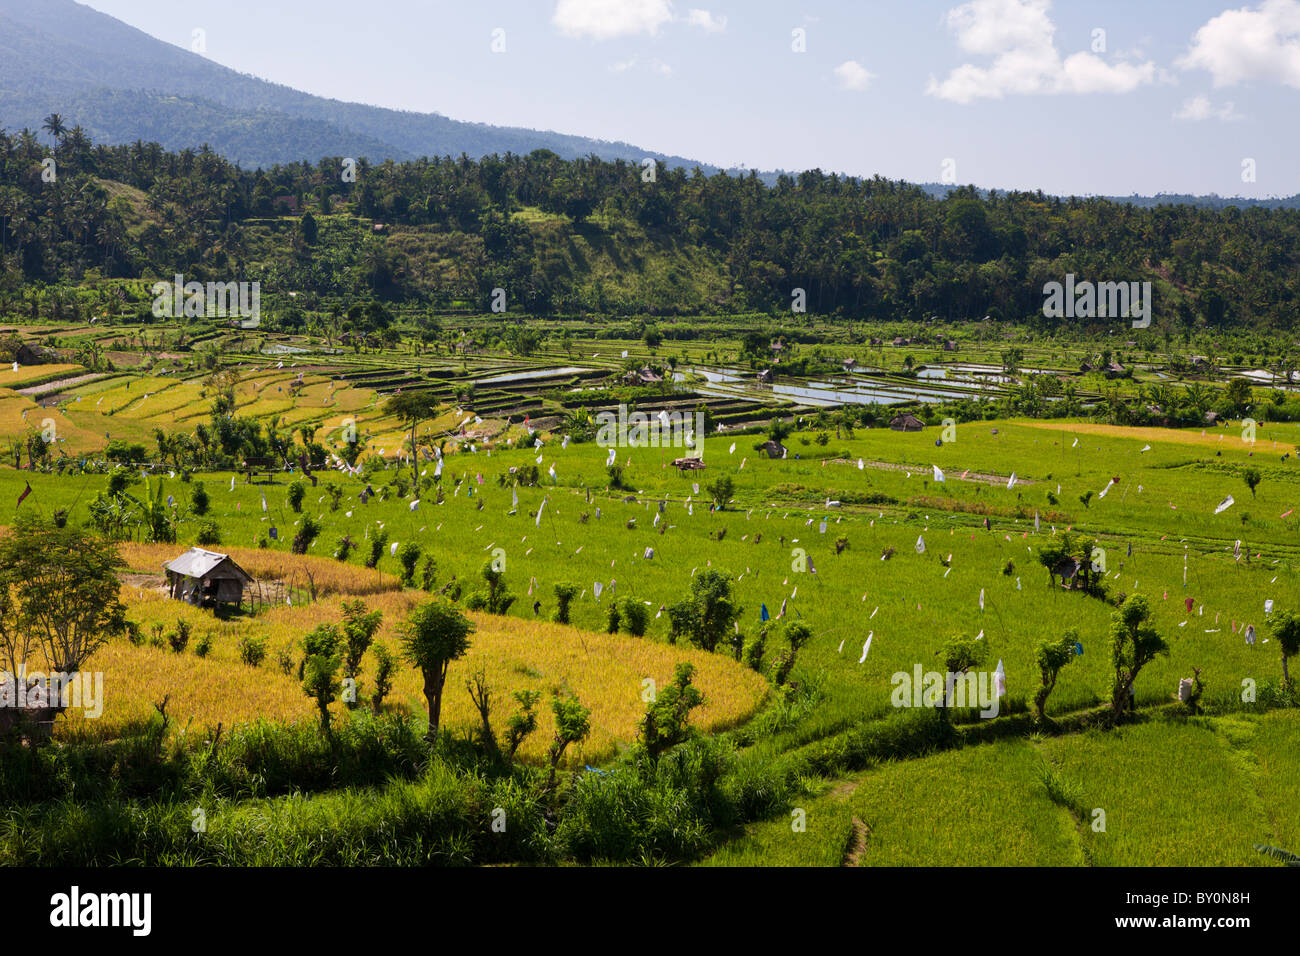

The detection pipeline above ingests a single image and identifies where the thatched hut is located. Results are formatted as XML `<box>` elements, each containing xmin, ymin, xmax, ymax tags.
<box><xmin>889</xmin><ymin>413</ymin><xmax>925</xmax><ymax>432</ymax></box>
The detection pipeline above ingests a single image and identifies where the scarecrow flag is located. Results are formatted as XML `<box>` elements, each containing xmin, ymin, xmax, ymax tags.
<box><xmin>261</xmin><ymin>492</ymin><xmax>268</xmax><ymax>513</ymax></box>
<box><xmin>511</xmin><ymin>487</ymin><xmax>519</xmax><ymax>511</ymax></box>
<box><xmin>16</xmin><ymin>482</ymin><xmax>31</xmax><ymax>508</ymax></box>
<box><xmin>536</xmin><ymin>496</ymin><xmax>547</xmax><ymax>527</ymax></box>
<box><xmin>729</xmin><ymin>442</ymin><xmax>736</xmax><ymax>455</ymax></box>
<box><xmin>606</xmin><ymin>448</ymin><xmax>617</xmax><ymax>467</ymax></box>
<box><xmin>915</xmin><ymin>535</ymin><xmax>926</xmax><ymax>554</ymax></box>
<box><xmin>1215</xmin><ymin>495</ymin><xmax>1235</xmax><ymax>515</ymax></box>
<box><xmin>1007</xmin><ymin>473</ymin><xmax>1017</xmax><ymax>490</ymax></box>
<box><xmin>979</xmin><ymin>588</ymin><xmax>985</xmax><ymax>611</ymax></box>
<box><xmin>932</xmin><ymin>465</ymin><xmax>945</xmax><ymax>483</ymax></box>
<box><xmin>993</xmin><ymin>660</ymin><xmax>1006</xmax><ymax>698</ymax></box>
<box><xmin>760</xmin><ymin>603</ymin><xmax>770</xmax><ymax>622</ymax></box>
<box><xmin>858</xmin><ymin>633</ymin><xmax>873</xmax><ymax>663</ymax></box>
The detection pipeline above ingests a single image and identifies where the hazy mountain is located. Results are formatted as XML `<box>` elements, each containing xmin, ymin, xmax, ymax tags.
<box><xmin>0</xmin><ymin>0</ymin><xmax>719</xmax><ymax>171</ymax></box>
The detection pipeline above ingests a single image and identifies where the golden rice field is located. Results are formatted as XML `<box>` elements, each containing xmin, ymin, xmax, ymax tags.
<box><xmin>63</xmin><ymin>554</ymin><xmax>769</xmax><ymax>764</ymax></box>
<box><xmin>118</xmin><ymin>541</ymin><xmax>402</xmax><ymax>597</ymax></box>
<box><xmin>0</xmin><ymin>362</ymin><xmax>85</xmax><ymax>388</ymax></box>
<box><xmin>1022</xmin><ymin>420</ymin><xmax>1298</xmax><ymax>455</ymax></box>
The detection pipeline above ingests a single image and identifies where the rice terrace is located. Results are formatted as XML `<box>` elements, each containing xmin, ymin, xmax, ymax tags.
<box><xmin>1</xmin><ymin>0</ymin><xmax>1299</xmax><ymax>934</ymax></box>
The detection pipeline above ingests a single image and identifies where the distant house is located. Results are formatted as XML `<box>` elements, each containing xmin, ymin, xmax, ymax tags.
<box><xmin>942</xmin><ymin>340</ymin><xmax>957</xmax><ymax>352</ymax></box>
<box><xmin>770</xmin><ymin>340</ymin><xmax>785</xmax><ymax>355</ymax></box>
<box><xmin>164</xmin><ymin>548</ymin><xmax>253</xmax><ymax>608</ymax></box>
<box><xmin>1204</xmin><ymin>411</ymin><xmax>1221</xmax><ymax>425</ymax></box>
<box><xmin>756</xmin><ymin>368</ymin><xmax>775</xmax><ymax>384</ymax></box>
<box><xmin>372</xmin><ymin>222</ymin><xmax>388</xmax><ymax>233</ymax></box>
<box><xmin>760</xmin><ymin>440</ymin><xmax>787</xmax><ymax>459</ymax></box>
<box><xmin>621</xmin><ymin>366</ymin><xmax>662</xmax><ymax>386</ymax></box>
<box><xmin>1051</xmin><ymin>557</ymin><xmax>1082</xmax><ymax>588</ymax></box>
<box><xmin>1105</xmin><ymin>361</ymin><xmax>1127</xmax><ymax>378</ymax></box>
<box><xmin>842</xmin><ymin>358</ymin><xmax>856</xmax><ymax>370</ymax></box>
<box><xmin>889</xmin><ymin>413</ymin><xmax>925</xmax><ymax>432</ymax></box>
<box><xmin>271</xmin><ymin>195</ymin><xmax>299</xmax><ymax>214</ymax></box>
<box><xmin>1079</xmin><ymin>362</ymin><xmax>1095</xmax><ymax>373</ymax></box>
<box><xmin>892</xmin><ymin>337</ymin><xmax>910</xmax><ymax>347</ymax></box>
<box><xmin>672</xmin><ymin>456</ymin><xmax>706</xmax><ymax>472</ymax></box>
<box><xmin>870</xmin><ymin>337</ymin><xmax>883</xmax><ymax>347</ymax></box>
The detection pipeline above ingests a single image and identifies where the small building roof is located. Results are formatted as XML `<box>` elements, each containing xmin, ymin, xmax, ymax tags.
<box><xmin>164</xmin><ymin>548</ymin><xmax>253</xmax><ymax>582</ymax></box>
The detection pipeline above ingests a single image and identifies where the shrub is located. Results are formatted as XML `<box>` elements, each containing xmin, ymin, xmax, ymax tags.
<box><xmin>190</xmin><ymin>481</ymin><xmax>209</xmax><ymax>516</ymax></box>
<box><xmin>167</xmin><ymin>619</ymin><xmax>191</xmax><ymax>654</ymax></box>
<box><xmin>287</xmin><ymin>481</ymin><xmax>305</xmax><ymax>513</ymax></box>
<box><xmin>196</xmin><ymin>519</ymin><xmax>222</xmax><ymax>547</ymax></box>
<box><xmin>366</xmin><ymin>530</ymin><xmax>388</xmax><ymax>569</ymax></box>
<box><xmin>620</xmin><ymin>599</ymin><xmax>649</xmax><ymax>636</ymax></box>
<box><xmin>292</xmin><ymin>516</ymin><xmax>320</xmax><ymax>555</ymax></box>
<box><xmin>238</xmin><ymin>634</ymin><xmax>267</xmax><ymax>667</ymax></box>
<box><xmin>194</xmin><ymin>632</ymin><xmax>213</xmax><ymax>657</ymax></box>
<box><xmin>398</xmin><ymin>542</ymin><xmax>421</xmax><ymax>588</ymax></box>
<box><xmin>553</xmin><ymin>583</ymin><xmax>579</xmax><ymax>624</ymax></box>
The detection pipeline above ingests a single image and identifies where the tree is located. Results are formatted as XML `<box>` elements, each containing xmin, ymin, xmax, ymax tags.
<box><xmin>939</xmin><ymin>634</ymin><xmax>988</xmax><ymax>722</ymax></box>
<box><xmin>340</xmin><ymin>599</ymin><xmax>382</xmax><ymax>708</ymax></box>
<box><xmin>766</xmin><ymin>417</ymin><xmax>792</xmax><ymax>444</ymax></box>
<box><xmin>0</xmin><ymin>516</ymin><xmax>127</xmax><ymax>715</ymax></box>
<box><xmin>384</xmin><ymin>390</ymin><xmax>440</xmax><ymax>490</ymax></box>
<box><xmin>1268</xmin><ymin>609</ymin><xmax>1300</xmax><ymax>694</ymax></box>
<box><xmin>1243</xmin><ymin>467</ymin><xmax>1262</xmax><ymax>498</ymax></box>
<box><xmin>1034</xmin><ymin>631</ymin><xmax>1077</xmax><ymax>723</ymax></box>
<box><xmin>547</xmin><ymin>694</ymin><xmax>591</xmax><ymax>788</ymax></box>
<box><xmin>706</xmin><ymin>475</ymin><xmax>734</xmax><ymax>509</ymax></box>
<box><xmin>1108</xmin><ymin>595</ymin><xmax>1168</xmax><ymax>726</ymax></box>
<box><xmin>641</xmin><ymin>662</ymin><xmax>704</xmax><ymax>761</ymax></box>
<box><xmin>399</xmin><ymin>600</ymin><xmax>474</xmax><ymax>741</ymax></box>
<box><xmin>1225</xmin><ymin>377</ymin><xmax>1253</xmax><ymax>415</ymax></box>
<box><xmin>504</xmin><ymin>689</ymin><xmax>541</xmax><ymax>762</ymax></box>
<box><xmin>300</xmin><ymin>623</ymin><xmax>342</xmax><ymax>733</ymax></box>
<box><xmin>667</xmin><ymin>568</ymin><xmax>741</xmax><ymax>652</ymax></box>
<box><xmin>41</xmin><ymin>113</ymin><xmax>68</xmax><ymax>143</ymax></box>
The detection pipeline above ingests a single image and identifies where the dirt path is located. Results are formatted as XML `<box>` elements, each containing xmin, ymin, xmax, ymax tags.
<box><xmin>842</xmin><ymin>818</ymin><xmax>869</xmax><ymax>867</ymax></box>
<box><xmin>829</xmin><ymin>457</ymin><xmax>1035</xmax><ymax>486</ymax></box>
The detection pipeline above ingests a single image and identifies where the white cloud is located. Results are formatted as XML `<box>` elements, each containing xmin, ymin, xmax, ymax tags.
<box><xmin>927</xmin><ymin>0</ymin><xmax>1157</xmax><ymax>103</ymax></box>
<box><xmin>686</xmin><ymin>9</ymin><xmax>727</xmax><ymax>33</ymax></box>
<box><xmin>553</xmin><ymin>0</ymin><xmax>674</xmax><ymax>40</ymax></box>
<box><xmin>1178</xmin><ymin>0</ymin><xmax>1300</xmax><ymax>88</ymax></box>
<box><xmin>1173</xmin><ymin>94</ymin><xmax>1242</xmax><ymax>121</ymax></box>
<box><xmin>834</xmin><ymin>60</ymin><xmax>875</xmax><ymax>91</ymax></box>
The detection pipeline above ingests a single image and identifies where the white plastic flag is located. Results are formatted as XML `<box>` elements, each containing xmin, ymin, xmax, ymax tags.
<box><xmin>979</xmin><ymin>588</ymin><xmax>985</xmax><ymax>611</ymax></box>
<box><xmin>993</xmin><ymin>660</ymin><xmax>1006</xmax><ymax>698</ymax></box>
<box><xmin>933</xmin><ymin>465</ymin><xmax>945</xmax><ymax>482</ymax></box>
<box><xmin>915</xmin><ymin>535</ymin><xmax>925</xmax><ymax>554</ymax></box>
<box><xmin>409</xmin><ymin>499</ymin><xmax>420</xmax><ymax>511</ymax></box>
<box><xmin>606</xmin><ymin>448</ymin><xmax>617</xmax><ymax>467</ymax></box>
<box><xmin>1007</xmin><ymin>473</ymin><xmax>1017</xmax><ymax>490</ymax></box>
<box><xmin>593</xmin><ymin>581</ymin><xmax>603</xmax><ymax>602</ymax></box>
<box><xmin>1215</xmin><ymin>495</ymin><xmax>1234</xmax><ymax>514</ymax></box>
<box><xmin>729</xmin><ymin>442</ymin><xmax>736</xmax><ymax>455</ymax></box>
<box><xmin>390</xmin><ymin>542</ymin><xmax>399</xmax><ymax>556</ymax></box>
<box><xmin>857</xmin><ymin>633</ymin><xmax>873</xmax><ymax>663</ymax></box>
<box><xmin>536</xmin><ymin>496</ymin><xmax>547</xmax><ymax>527</ymax></box>
<box><xmin>511</xmin><ymin>487</ymin><xmax>519</xmax><ymax>511</ymax></box>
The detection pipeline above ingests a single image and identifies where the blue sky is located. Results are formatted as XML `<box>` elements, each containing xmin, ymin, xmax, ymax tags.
<box><xmin>82</xmin><ymin>0</ymin><xmax>1300</xmax><ymax>196</ymax></box>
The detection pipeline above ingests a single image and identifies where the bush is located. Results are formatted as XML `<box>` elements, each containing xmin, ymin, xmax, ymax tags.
<box><xmin>238</xmin><ymin>635</ymin><xmax>267</xmax><ymax>667</ymax></box>
<box><xmin>287</xmin><ymin>481</ymin><xmax>305</xmax><ymax>513</ymax></box>
<box><xmin>292</xmin><ymin>516</ymin><xmax>320</xmax><ymax>555</ymax></box>
<box><xmin>190</xmin><ymin>482</ymin><xmax>209</xmax><ymax>516</ymax></box>
<box><xmin>620</xmin><ymin>599</ymin><xmax>649</xmax><ymax>636</ymax></box>
<box><xmin>553</xmin><ymin>583</ymin><xmax>579</xmax><ymax>624</ymax></box>
<box><xmin>194</xmin><ymin>632</ymin><xmax>213</xmax><ymax>657</ymax></box>
<box><xmin>195</xmin><ymin>519</ymin><xmax>222</xmax><ymax>547</ymax></box>
<box><xmin>167</xmin><ymin>619</ymin><xmax>191</xmax><ymax>654</ymax></box>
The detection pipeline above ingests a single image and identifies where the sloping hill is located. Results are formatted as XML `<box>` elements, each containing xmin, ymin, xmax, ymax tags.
<box><xmin>0</xmin><ymin>0</ymin><xmax>714</xmax><ymax>170</ymax></box>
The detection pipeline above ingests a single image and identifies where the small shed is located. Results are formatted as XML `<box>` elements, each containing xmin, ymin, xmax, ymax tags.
<box><xmin>889</xmin><ymin>413</ymin><xmax>925</xmax><ymax>432</ymax></box>
<box><xmin>761</xmin><ymin>440</ymin><xmax>787</xmax><ymax>459</ymax></box>
<box><xmin>164</xmin><ymin>548</ymin><xmax>253</xmax><ymax>608</ymax></box>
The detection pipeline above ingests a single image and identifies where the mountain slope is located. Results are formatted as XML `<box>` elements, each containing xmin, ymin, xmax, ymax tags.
<box><xmin>0</xmin><ymin>0</ymin><xmax>714</xmax><ymax>170</ymax></box>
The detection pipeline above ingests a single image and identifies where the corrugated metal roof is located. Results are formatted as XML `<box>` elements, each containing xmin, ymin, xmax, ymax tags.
<box><xmin>164</xmin><ymin>548</ymin><xmax>252</xmax><ymax>582</ymax></box>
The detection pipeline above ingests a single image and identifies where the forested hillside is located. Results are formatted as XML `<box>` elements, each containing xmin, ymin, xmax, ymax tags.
<box><xmin>2</xmin><ymin>127</ymin><xmax>1298</xmax><ymax>330</ymax></box>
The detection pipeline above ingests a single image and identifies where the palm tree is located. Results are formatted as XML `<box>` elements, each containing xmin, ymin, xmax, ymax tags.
<box><xmin>41</xmin><ymin>113</ymin><xmax>68</xmax><ymax>143</ymax></box>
